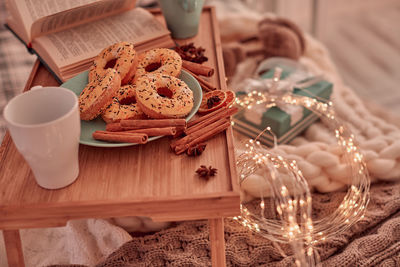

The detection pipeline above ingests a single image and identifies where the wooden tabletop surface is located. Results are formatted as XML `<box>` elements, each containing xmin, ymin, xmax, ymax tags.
<box><xmin>0</xmin><ymin>7</ymin><xmax>240</xmax><ymax>230</ymax></box>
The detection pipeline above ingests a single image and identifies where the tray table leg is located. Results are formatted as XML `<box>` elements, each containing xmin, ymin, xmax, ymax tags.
<box><xmin>209</xmin><ymin>218</ymin><xmax>226</xmax><ymax>266</ymax></box>
<box><xmin>3</xmin><ymin>230</ymin><xmax>25</xmax><ymax>267</ymax></box>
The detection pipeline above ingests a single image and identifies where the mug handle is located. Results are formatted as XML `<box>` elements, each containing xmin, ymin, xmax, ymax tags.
<box><xmin>31</xmin><ymin>85</ymin><xmax>43</xmax><ymax>90</ymax></box>
<box><xmin>179</xmin><ymin>0</ymin><xmax>197</xmax><ymax>12</ymax></box>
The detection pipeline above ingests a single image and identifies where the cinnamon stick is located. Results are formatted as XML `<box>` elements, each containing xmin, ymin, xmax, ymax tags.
<box><xmin>120</xmin><ymin>119</ymin><xmax>186</xmax><ymax>129</ymax></box>
<box><xmin>183</xmin><ymin>68</ymin><xmax>216</xmax><ymax>91</ymax></box>
<box><xmin>185</xmin><ymin>106</ymin><xmax>238</xmax><ymax>135</ymax></box>
<box><xmin>171</xmin><ymin>118</ymin><xmax>229</xmax><ymax>149</ymax></box>
<box><xmin>173</xmin><ymin>129</ymin><xmax>185</xmax><ymax>139</ymax></box>
<box><xmin>92</xmin><ymin>131</ymin><xmax>148</xmax><ymax>144</ymax></box>
<box><xmin>124</xmin><ymin>127</ymin><xmax>177</xmax><ymax>136</ymax></box>
<box><xmin>106</xmin><ymin>122</ymin><xmax>124</xmax><ymax>132</ymax></box>
<box><xmin>174</xmin><ymin>121</ymin><xmax>231</xmax><ymax>154</ymax></box>
<box><xmin>182</xmin><ymin>60</ymin><xmax>214</xmax><ymax>77</ymax></box>
<box><xmin>187</xmin><ymin>106</ymin><xmax>238</xmax><ymax>128</ymax></box>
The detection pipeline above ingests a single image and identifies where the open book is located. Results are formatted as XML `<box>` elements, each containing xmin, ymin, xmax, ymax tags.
<box><xmin>5</xmin><ymin>0</ymin><xmax>175</xmax><ymax>82</ymax></box>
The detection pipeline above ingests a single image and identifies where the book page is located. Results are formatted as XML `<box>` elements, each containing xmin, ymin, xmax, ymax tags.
<box><xmin>33</xmin><ymin>8</ymin><xmax>171</xmax><ymax>68</ymax></box>
<box><xmin>12</xmin><ymin>0</ymin><xmax>135</xmax><ymax>41</ymax></box>
<box><xmin>30</xmin><ymin>0</ymin><xmax>135</xmax><ymax>40</ymax></box>
<box><xmin>14</xmin><ymin>0</ymin><xmax>99</xmax><ymax>24</ymax></box>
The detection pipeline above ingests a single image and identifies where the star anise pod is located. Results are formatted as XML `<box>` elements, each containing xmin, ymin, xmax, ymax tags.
<box><xmin>175</xmin><ymin>43</ymin><xmax>208</xmax><ymax>64</ymax></box>
<box><xmin>195</xmin><ymin>165</ymin><xmax>217</xmax><ymax>179</ymax></box>
<box><xmin>207</xmin><ymin>96</ymin><xmax>221</xmax><ymax>109</ymax></box>
<box><xmin>187</xmin><ymin>143</ymin><xmax>207</xmax><ymax>156</ymax></box>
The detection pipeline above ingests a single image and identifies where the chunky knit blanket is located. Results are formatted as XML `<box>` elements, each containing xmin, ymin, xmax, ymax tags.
<box><xmin>219</xmin><ymin>10</ymin><xmax>400</xmax><ymax>198</ymax></box>
<box><xmin>237</xmin><ymin>32</ymin><xmax>400</xmax><ymax>198</ymax></box>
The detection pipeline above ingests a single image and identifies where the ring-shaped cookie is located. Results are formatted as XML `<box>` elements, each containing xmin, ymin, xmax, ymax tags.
<box><xmin>89</xmin><ymin>42</ymin><xmax>138</xmax><ymax>85</ymax></box>
<box><xmin>101</xmin><ymin>85</ymin><xmax>146</xmax><ymax>123</ymax></box>
<box><xmin>79</xmin><ymin>68</ymin><xmax>121</xmax><ymax>121</ymax></box>
<box><xmin>134</xmin><ymin>48</ymin><xmax>182</xmax><ymax>82</ymax></box>
<box><xmin>135</xmin><ymin>74</ymin><xmax>193</xmax><ymax>119</ymax></box>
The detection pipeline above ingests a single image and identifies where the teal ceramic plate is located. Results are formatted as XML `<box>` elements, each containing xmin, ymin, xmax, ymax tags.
<box><xmin>61</xmin><ymin>70</ymin><xmax>202</xmax><ymax>147</ymax></box>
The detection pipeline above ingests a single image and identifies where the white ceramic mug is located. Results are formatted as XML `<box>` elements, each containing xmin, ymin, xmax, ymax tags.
<box><xmin>3</xmin><ymin>86</ymin><xmax>80</xmax><ymax>189</ymax></box>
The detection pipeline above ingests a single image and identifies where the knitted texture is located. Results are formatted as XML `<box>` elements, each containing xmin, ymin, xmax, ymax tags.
<box><xmin>233</xmin><ymin>32</ymin><xmax>400</xmax><ymax>197</ymax></box>
<box><xmin>51</xmin><ymin>182</ymin><xmax>399</xmax><ymax>267</ymax></box>
<box><xmin>218</xmin><ymin>10</ymin><xmax>400</xmax><ymax>194</ymax></box>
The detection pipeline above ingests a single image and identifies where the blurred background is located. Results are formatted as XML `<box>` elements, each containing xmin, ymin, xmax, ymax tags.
<box><xmin>0</xmin><ymin>0</ymin><xmax>399</xmax><ymax>140</ymax></box>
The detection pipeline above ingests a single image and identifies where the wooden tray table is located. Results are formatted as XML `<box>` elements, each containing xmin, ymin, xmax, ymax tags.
<box><xmin>0</xmin><ymin>6</ymin><xmax>240</xmax><ymax>267</ymax></box>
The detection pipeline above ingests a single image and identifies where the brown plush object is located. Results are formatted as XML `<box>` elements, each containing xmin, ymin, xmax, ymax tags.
<box><xmin>222</xmin><ymin>17</ymin><xmax>305</xmax><ymax>78</ymax></box>
<box><xmin>258</xmin><ymin>17</ymin><xmax>305</xmax><ymax>60</ymax></box>
<box><xmin>222</xmin><ymin>43</ymin><xmax>246</xmax><ymax>77</ymax></box>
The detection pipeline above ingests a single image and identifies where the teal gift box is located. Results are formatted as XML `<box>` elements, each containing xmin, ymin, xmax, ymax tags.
<box><xmin>233</xmin><ymin>67</ymin><xmax>333</xmax><ymax>146</ymax></box>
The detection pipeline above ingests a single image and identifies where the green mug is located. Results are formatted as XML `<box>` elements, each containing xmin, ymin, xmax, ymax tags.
<box><xmin>159</xmin><ymin>0</ymin><xmax>204</xmax><ymax>39</ymax></box>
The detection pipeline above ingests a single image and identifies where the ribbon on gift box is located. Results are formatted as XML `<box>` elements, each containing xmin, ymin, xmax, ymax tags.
<box><xmin>239</xmin><ymin>67</ymin><xmax>303</xmax><ymax>127</ymax></box>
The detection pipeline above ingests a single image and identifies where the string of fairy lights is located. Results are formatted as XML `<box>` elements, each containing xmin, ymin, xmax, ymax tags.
<box><xmin>232</xmin><ymin>68</ymin><xmax>370</xmax><ymax>266</ymax></box>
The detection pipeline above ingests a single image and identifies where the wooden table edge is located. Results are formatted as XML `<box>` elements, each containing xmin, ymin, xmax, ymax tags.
<box><xmin>0</xmin><ymin>192</ymin><xmax>240</xmax><ymax>230</ymax></box>
<box><xmin>208</xmin><ymin>6</ymin><xmax>240</xmax><ymax>194</ymax></box>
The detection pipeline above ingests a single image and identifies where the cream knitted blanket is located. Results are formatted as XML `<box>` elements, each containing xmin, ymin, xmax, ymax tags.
<box><xmin>218</xmin><ymin>10</ymin><xmax>400</xmax><ymax>198</ymax></box>
<box><xmin>238</xmin><ymin>34</ymin><xmax>400</xmax><ymax>198</ymax></box>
